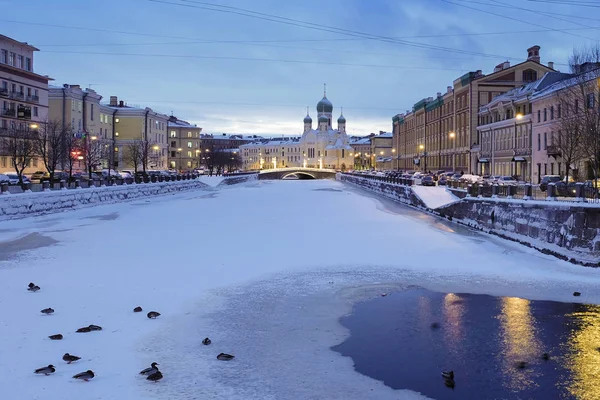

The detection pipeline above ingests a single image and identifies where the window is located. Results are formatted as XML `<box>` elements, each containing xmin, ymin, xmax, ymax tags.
<box><xmin>557</xmin><ymin>104</ymin><xmax>561</xmax><ymax>118</ymax></box>
<box><xmin>17</xmin><ymin>55</ymin><xmax>23</xmax><ymax>69</ymax></box>
<box><xmin>537</xmin><ymin>110</ymin><xmax>540</xmax><ymax>123</ymax></box>
<box><xmin>78</xmin><ymin>101</ymin><xmax>82</xmax><ymax>112</ymax></box>
<box><xmin>33</xmin><ymin>107</ymin><xmax>38</xmax><ymax>117</ymax></box>
<box><xmin>187</xmin><ymin>132</ymin><xmax>192</xmax><ymax>138</ymax></box>
<box><xmin>25</xmin><ymin>57</ymin><xmax>31</xmax><ymax>71</ymax></box>
<box><xmin>543</xmin><ymin>132</ymin><xmax>547</xmax><ymax>150</ymax></box>
<box><xmin>90</xmin><ymin>104</ymin><xmax>94</xmax><ymax>121</ymax></box>
<box><xmin>550</xmin><ymin>106</ymin><xmax>554</xmax><ymax>120</ymax></box>
<box><xmin>543</xmin><ymin>108</ymin><xmax>547</xmax><ymax>121</ymax></box>
<box><xmin>187</xmin><ymin>151</ymin><xmax>192</xmax><ymax>158</ymax></box>
<box><xmin>171</xmin><ymin>151</ymin><xmax>176</xmax><ymax>157</ymax></box>
<box><xmin>187</xmin><ymin>161</ymin><xmax>192</xmax><ymax>168</ymax></box>
<box><xmin>171</xmin><ymin>141</ymin><xmax>176</xmax><ymax>148</ymax></box>
<box><xmin>170</xmin><ymin>130</ymin><xmax>176</xmax><ymax>137</ymax></box>
<box><xmin>587</xmin><ymin>93</ymin><xmax>595</xmax><ymax>109</ymax></box>
<box><xmin>0</xmin><ymin>49</ymin><xmax>6</xmax><ymax>64</ymax></box>
<box><xmin>523</xmin><ymin>70</ymin><xmax>537</xmax><ymax>82</ymax></box>
<box><xmin>537</xmin><ymin>133</ymin><xmax>541</xmax><ymax>151</ymax></box>
<box><xmin>187</xmin><ymin>141</ymin><xmax>192</xmax><ymax>148</ymax></box>
<box><xmin>575</xmin><ymin>99</ymin><xmax>579</xmax><ymax>114</ymax></box>
<box><xmin>8</xmin><ymin>52</ymin><xmax>15</xmax><ymax>66</ymax></box>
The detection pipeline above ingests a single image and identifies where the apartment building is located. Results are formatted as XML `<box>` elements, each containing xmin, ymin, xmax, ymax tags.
<box><xmin>167</xmin><ymin>116</ymin><xmax>202</xmax><ymax>171</ymax></box>
<box><xmin>349</xmin><ymin>136</ymin><xmax>372</xmax><ymax>170</ymax></box>
<box><xmin>371</xmin><ymin>132</ymin><xmax>393</xmax><ymax>170</ymax></box>
<box><xmin>393</xmin><ymin>46</ymin><xmax>554</xmax><ymax>174</ymax></box>
<box><xmin>0</xmin><ymin>34</ymin><xmax>51</xmax><ymax>173</ymax></box>
<box><xmin>48</xmin><ymin>84</ymin><xmax>115</xmax><ymax>170</ymax></box>
<box><xmin>106</xmin><ymin>96</ymin><xmax>169</xmax><ymax>170</ymax></box>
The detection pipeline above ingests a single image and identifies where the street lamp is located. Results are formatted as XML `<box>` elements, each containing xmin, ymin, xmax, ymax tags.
<box><xmin>30</xmin><ymin>123</ymin><xmax>39</xmax><ymax>130</ymax></box>
<box><xmin>419</xmin><ymin>144</ymin><xmax>425</xmax><ymax>172</ymax></box>
<box><xmin>177</xmin><ymin>148</ymin><xmax>182</xmax><ymax>171</ymax></box>
<box><xmin>449</xmin><ymin>132</ymin><xmax>456</xmax><ymax>173</ymax></box>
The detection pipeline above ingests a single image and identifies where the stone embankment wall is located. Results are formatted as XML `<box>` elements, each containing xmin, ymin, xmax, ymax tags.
<box><xmin>219</xmin><ymin>173</ymin><xmax>258</xmax><ymax>186</ymax></box>
<box><xmin>337</xmin><ymin>174</ymin><xmax>426</xmax><ymax>208</ymax></box>
<box><xmin>0</xmin><ymin>180</ymin><xmax>209</xmax><ymax>221</ymax></box>
<box><xmin>438</xmin><ymin>198</ymin><xmax>600</xmax><ymax>265</ymax></box>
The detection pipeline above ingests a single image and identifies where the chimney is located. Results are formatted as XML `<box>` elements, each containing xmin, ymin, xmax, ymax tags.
<box><xmin>70</xmin><ymin>85</ymin><xmax>80</xmax><ymax>89</ymax></box>
<box><xmin>119</xmin><ymin>100</ymin><xmax>124</xmax><ymax>107</ymax></box>
<box><xmin>494</xmin><ymin>63</ymin><xmax>503</xmax><ymax>73</ymax></box>
<box><xmin>109</xmin><ymin>96</ymin><xmax>118</xmax><ymax>106</ymax></box>
<box><xmin>548</xmin><ymin>61</ymin><xmax>555</xmax><ymax>70</ymax></box>
<box><xmin>447</xmin><ymin>86</ymin><xmax>453</xmax><ymax>93</ymax></box>
<box><xmin>437</xmin><ymin>92</ymin><xmax>442</xmax><ymax>98</ymax></box>
<box><xmin>503</xmin><ymin>61</ymin><xmax>510</xmax><ymax>69</ymax></box>
<box><xmin>527</xmin><ymin>45</ymin><xmax>541</xmax><ymax>63</ymax></box>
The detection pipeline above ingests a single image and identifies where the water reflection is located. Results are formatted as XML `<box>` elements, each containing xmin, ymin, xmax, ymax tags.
<box><xmin>498</xmin><ymin>297</ymin><xmax>542</xmax><ymax>392</ymax></box>
<box><xmin>564</xmin><ymin>304</ymin><xmax>600</xmax><ymax>400</ymax></box>
<box><xmin>334</xmin><ymin>289</ymin><xmax>600</xmax><ymax>400</ymax></box>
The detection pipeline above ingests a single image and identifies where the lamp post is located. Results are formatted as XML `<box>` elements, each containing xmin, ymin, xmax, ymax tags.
<box><xmin>153</xmin><ymin>145</ymin><xmax>160</xmax><ymax>170</ymax></box>
<box><xmin>177</xmin><ymin>148</ymin><xmax>182</xmax><ymax>172</ymax></box>
<box><xmin>419</xmin><ymin>144</ymin><xmax>425</xmax><ymax>172</ymax></box>
<box><xmin>392</xmin><ymin>148</ymin><xmax>398</xmax><ymax>171</ymax></box>
<box><xmin>515</xmin><ymin>113</ymin><xmax>523</xmax><ymax>180</ymax></box>
<box><xmin>196</xmin><ymin>149</ymin><xmax>201</xmax><ymax>168</ymax></box>
<box><xmin>449</xmin><ymin>132</ymin><xmax>455</xmax><ymax>172</ymax></box>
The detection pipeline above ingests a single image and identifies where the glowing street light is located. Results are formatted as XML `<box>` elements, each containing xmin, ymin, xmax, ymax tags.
<box><xmin>419</xmin><ymin>144</ymin><xmax>425</xmax><ymax>150</ymax></box>
<box><xmin>516</xmin><ymin>113</ymin><xmax>524</xmax><ymax>120</ymax></box>
<box><xmin>30</xmin><ymin>123</ymin><xmax>39</xmax><ymax>129</ymax></box>
<box><xmin>91</xmin><ymin>135</ymin><xmax>98</xmax><ymax>140</ymax></box>
<box><xmin>449</xmin><ymin>132</ymin><xmax>456</xmax><ymax>139</ymax></box>
<box><xmin>153</xmin><ymin>145</ymin><xmax>160</xmax><ymax>151</ymax></box>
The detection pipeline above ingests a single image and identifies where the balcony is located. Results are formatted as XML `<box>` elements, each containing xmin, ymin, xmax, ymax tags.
<box><xmin>547</xmin><ymin>145</ymin><xmax>561</xmax><ymax>158</ymax></box>
<box><xmin>26</xmin><ymin>95</ymin><xmax>39</xmax><ymax>103</ymax></box>
<box><xmin>2</xmin><ymin>108</ymin><xmax>16</xmax><ymax>117</ymax></box>
<box><xmin>17</xmin><ymin>105</ymin><xmax>31</xmax><ymax>120</ymax></box>
<box><xmin>10</xmin><ymin>92</ymin><xmax>24</xmax><ymax>100</ymax></box>
<box><xmin>0</xmin><ymin>88</ymin><xmax>7</xmax><ymax>97</ymax></box>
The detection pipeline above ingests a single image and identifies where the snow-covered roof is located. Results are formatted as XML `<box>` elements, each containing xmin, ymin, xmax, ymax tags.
<box><xmin>168</xmin><ymin>120</ymin><xmax>199</xmax><ymax>128</ymax></box>
<box><xmin>531</xmin><ymin>69</ymin><xmax>597</xmax><ymax>100</ymax></box>
<box><xmin>378</xmin><ymin>132</ymin><xmax>393</xmax><ymax>138</ymax></box>
<box><xmin>349</xmin><ymin>137</ymin><xmax>371</xmax><ymax>145</ymax></box>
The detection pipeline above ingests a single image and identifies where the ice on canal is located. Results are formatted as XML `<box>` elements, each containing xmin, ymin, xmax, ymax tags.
<box><xmin>1</xmin><ymin>179</ymin><xmax>600</xmax><ymax>400</ymax></box>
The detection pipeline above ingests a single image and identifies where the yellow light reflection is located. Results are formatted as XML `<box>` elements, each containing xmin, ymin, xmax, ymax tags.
<box><xmin>564</xmin><ymin>304</ymin><xmax>600</xmax><ymax>400</ymax></box>
<box><xmin>443</xmin><ymin>293</ymin><xmax>465</xmax><ymax>357</ymax></box>
<box><xmin>498</xmin><ymin>297</ymin><xmax>542</xmax><ymax>392</ymax></box>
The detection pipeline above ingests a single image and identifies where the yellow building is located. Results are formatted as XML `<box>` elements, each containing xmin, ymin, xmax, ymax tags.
<box><xmin>106</xmin><ymin>96</ymin><xmax>169</xmax><ymax>170</ymax></box>
<box><xmin>167</xmin><ymin>116</ymin><xmax>202</xmax><ymax>171</ymax></box>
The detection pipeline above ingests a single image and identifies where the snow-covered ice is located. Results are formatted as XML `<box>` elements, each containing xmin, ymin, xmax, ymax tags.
<box><xmin>411</xmin><ymin>185</ymin><xmax>460</xmax><ymax>209</ymax></box>
<box><xmin>2</xmin><ymin>179</ymin><xmax>600</xmax><ymax>399</ymax></box>
<box><xmin>198</xmin><ymin>176</ymin><xmax>227</xmax><ymax>187</ymax></box>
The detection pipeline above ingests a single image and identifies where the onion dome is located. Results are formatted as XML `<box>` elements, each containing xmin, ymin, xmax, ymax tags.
<box><xmin>317</xmin><ymin>96</ymin><xmax>333</xmax><ymax>113</ymax></box>
<box><xmin>304</xmin><ymin>114</ymin><xmax>312</xmax><ymax>123</ymax></box>
<box><xmin>337</xmin><ymin>113</ymin><xmax>346</xmax><ymax>124</ymax></box>
<box><xmin>318</xmin><ymin>115</ymin><xmax>329</xmax><ymax>123</ymax></box>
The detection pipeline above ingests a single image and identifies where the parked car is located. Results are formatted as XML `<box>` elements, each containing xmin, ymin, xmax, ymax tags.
<box><xmin>30</xmin><ymin>170</ymin><xmax>47</xmax><ymax>182</ymax></box>
<box><xmin>118</xmin><ymin>171</ymin><xmax>134</xmax><ymax>180</ymax></box>
<box><xmin>0</xmin><ymin>173</ymin><xmax>10</xmax><ymax>184</ymax></box>
<box><xmin>101</xmin><ymin>169</ymin><xmax>122</xmax><ymax>179</ymax></box>
<box><xmin>421</xmin><ymin>175</ymin><xmax>435</xmax><ymax>186</ymax></box>
<box><xmin>71</xmin><ymin>172</ymin><xmax>92</xmax><ymax>182</ymax></box>
<box><xmin>5</xmin><ymin>173</ymin><xmax>31</xmax><ymax>185</ymax></box>
<box><xmin>496</xmin><ymin>176</ymin><xmax>517</xmax><ymax>186</ymax></box>
<box><xmin>539</xmin><ymin>175</ymin><xmax>562</xmax><ymax>191</ymax></box>
<box><xmin>438</xmin><ymin>175</ymin><xmax>447</xmax><ymax>186</ymax></box>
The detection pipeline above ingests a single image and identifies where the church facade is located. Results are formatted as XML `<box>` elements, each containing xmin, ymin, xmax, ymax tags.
<box><xmin>240</xmin><ymin>91</ymin><xmax>354</xmax><ymax>171</ymax></box>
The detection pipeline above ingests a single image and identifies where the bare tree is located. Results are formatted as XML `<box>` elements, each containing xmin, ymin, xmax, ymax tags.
<box><xmin>225</xmin><ymin>151</ymin><xmax>242</xmax><ymax>173</ymax></box>
<box><xmin>62</xmin><ymin>133</ymin><xmax>79</xmax><ymax>183</ymax></box>
<box><xmin>204</xmin><ymin>147</ymin><xmax>215</xmax><ymax>176</ymax></box>
<box><xmin>83</xmin><ymin>137</ymin><xmax>105</xmax><ymax>179</ymax></box>
<box><xmin>33</xmin><ymin>120</ymin><xmax>69</xmax><ymax>182</ymax></box>
<box><xmin>567</xmin><ymin>45</ymin><xmax>600</xmax><ymax>184</ymax></box>
<box><xmin>212</xmin><ymin>149</ymin><xmax>230</xmax><ymax>176</ymax></box>
<box><xmin>3</xmin><ymin>125</ymin><xmax>38</xmax><ymax>184</ymax></box>
<box><xmin>554</xmin><ymin>95</ymin><xmax>585</xmax><ymax>183</ymax></box>
<box><xmin>123</xmin><ymin>140</ymin><xmax>144</xmax><ymax>174</ymax></box>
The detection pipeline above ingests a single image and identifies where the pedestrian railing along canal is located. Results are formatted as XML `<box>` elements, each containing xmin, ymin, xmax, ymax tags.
<box><xmin>1</xmin><ymin>173</ymin><xmax>201</xmax><ymax>195</ymax></box>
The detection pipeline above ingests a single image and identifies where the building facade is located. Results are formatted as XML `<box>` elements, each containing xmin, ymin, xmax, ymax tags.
<box><xmin>371</xmin><ymin>132</ymin><xmax>393</xmax><ymax>169</ymax></box>
<box><xmin>167</xmin><ymin>116</ymin><xmax>202</xmax><ymax>171</ymax></box>
<box><xmin>393</xmin><ymin>46</ymin><xmax>554</xmax><ymax>174</ymax></box>
<box><xmin>349</xmin><ymin>135</ymin><xmax>372</xmax><ymax>170</ymax></box>
<box><xmin>240</xmin><ymin>92</ymin><xmax>354</xmax><ymax>170</ymax></box>
<box><xmin>0</xmin><ymin>34</ymin><xmax>50</xmax><ymax>173</ymax></box>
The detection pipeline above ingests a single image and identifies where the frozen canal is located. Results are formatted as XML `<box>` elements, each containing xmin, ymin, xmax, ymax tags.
<box><xmin>2</xmin><ymin>179</ymin><xmax>600</xmax><ymax>400</ymax></box>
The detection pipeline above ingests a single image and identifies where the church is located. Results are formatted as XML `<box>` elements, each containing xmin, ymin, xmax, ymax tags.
<box><xmin>240</xmin><ymin>89</ymin><xmax>355</xmax><ymax>170</ymax></box>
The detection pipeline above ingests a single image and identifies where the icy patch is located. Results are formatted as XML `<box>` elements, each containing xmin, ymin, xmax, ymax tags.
<box><xmin>0</xmin><ymin>233</ymin><xmax>58</xmax><ymax>262</ymax></box>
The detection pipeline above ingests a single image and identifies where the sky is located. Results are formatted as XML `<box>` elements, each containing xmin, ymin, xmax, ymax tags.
<box><xmin>3</xmin><ymin>0</ymin><xmax>599</xmax><ymax>136</ymax></box>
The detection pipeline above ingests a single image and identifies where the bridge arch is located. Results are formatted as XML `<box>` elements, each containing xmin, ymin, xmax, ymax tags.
<box><xmin>282</xmin><ymin>172</ymin><xmax>316</xmax><ymax>180</ymax></box>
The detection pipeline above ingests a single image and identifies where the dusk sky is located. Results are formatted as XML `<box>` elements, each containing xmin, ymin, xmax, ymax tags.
<box><xmin>4</xmin><ymin>0</ymin><xmax>598</xmax><ymax>136</ymax></box>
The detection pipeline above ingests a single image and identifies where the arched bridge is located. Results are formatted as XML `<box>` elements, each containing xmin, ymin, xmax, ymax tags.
<box><xmin>258</xmin><ymin>168</ymin><xmax>337</xmax><ymax>180</ymax></box>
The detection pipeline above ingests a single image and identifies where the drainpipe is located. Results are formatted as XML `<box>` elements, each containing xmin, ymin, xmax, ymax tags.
<box><xmin>110</xmin><ymin>108</ymin><xmax>118</xmax><ymax>178</ymax></box>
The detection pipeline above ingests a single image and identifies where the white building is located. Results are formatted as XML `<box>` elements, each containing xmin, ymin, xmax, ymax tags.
<box><xmin>240</xmin><ymin>91</ymin><xmax>354</xmax><ymax>170</ymax></box>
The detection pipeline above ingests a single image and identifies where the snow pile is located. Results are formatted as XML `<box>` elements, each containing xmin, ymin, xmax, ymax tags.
<box><xmin>2</xmin><ymin>180</ymin><xmax>600</xmax><ymax>399</ymax></box>
<box><xmin>412</xmin><ymin>186</ymin><xmax>460</xmax><ymax>209</ymax></box>
<box><xmin>199</xmin><ymin>176</ymin><xmax>227</xmax><ymax>187</ymax></box>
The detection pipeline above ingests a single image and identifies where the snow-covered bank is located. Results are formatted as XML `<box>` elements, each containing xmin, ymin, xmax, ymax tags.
<box><xmin>3</xmin><ymin>180</ymin><xmax>600</xmax><ymax>399</ymax></box>
<box><xmin>0</xmin><ymin>180</ymin><xmax>209</xmax><ymax>221</ymax></box>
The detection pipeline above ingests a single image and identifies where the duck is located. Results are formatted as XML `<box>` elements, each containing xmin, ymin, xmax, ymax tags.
<box><xmin>147</xmin><ymin>311</ymin><xmax>161</xmax><ymax>319</ymax></box>
<box><xmin>146</xmin><ymin>370</ymin><xmax>163</xmax><ymax>382</ymax></box>
<box><xmin>202</xmin><ymin>338</ymin><xmax>211</xmax><ymax>345</ymax></box>
<box><xmin>139</xmin><ymin>362</ymin><xmax>159</xmax><ymax>376</ymax></box>
<box><xmin>88</xmin><ymin>324</ymin><xmax>102</xmax><ymax>331</ymax></box>
<box><xmin>63</xmin><ymin>353</ymin><xmax>81</xmax><ymax>364</ymax></box>
<box><xmin>133</xmin><ymin>306</ymin><xmax>143</xmax><ymax>313</ymax></box>
<box><xmin>516</xmin><ymin>361</ymin><xmax>528</xmax><ymax>369</ymax></box>
<box><xmin>217</xmin><ymin>353</ymin><xmax>235</xmax><ymax>361</ymax></box>
<box><xmin>34</xmin><ymin>365</ymin><xmax>56</xmax><ymax>375</ymax></box>
<box><xmin>73</xmin><ymin>370</ymin><xmax>95</xmax><ymax>382</ymax></box>
<box><xmin>430</xmin><ymin>322</ymin><xmax>440</xmax><ymax>329</ymax></box>
<box><xmin>41</xmin><ymin>308</ymin><xmax>54</xmax><ymax>315</ymax></box>
<box><xmin>542</xmin><ymin>353</ymin><xmax>550</xmax><ymax>361</ymax></box>
<box><xmin>573</xmin><ymin>292</ymin><xmax>581</xmax><ymax>297</ymax></box>
<box><xmin>28</xmin><ymin>282</ymin><xmax>41</xmax><ymax>292</ymax></box>
<box><xmin>48</xmin><ymin>334</ymin><xmax>63</xmax><ymax>340</ymax></box>
<box><xmin>441</xmin><ymin>371</ymin><xmax>454</xmax><ymax>380</ymax></box>
<box><xmin>76</xmin><ymin>326</ymin><xmax>92</xmax><ymax>333</ymax></box>
<box><xmin>444</xmin><ymin>378</ymin><xmax>455</xmax><ymax>389</ymax></box>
